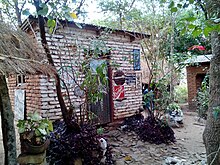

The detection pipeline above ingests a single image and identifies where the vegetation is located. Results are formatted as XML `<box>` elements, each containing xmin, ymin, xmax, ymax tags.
<box><xmin>121</xmin><ymin>113</ymin><xmax>175</xmax><ymax>144</ymax></box>
<box><xmin>174</xmin><ymin>84</ymin><xmax>188</xmax><ymax>104</ymax></box>
<box><xmin>17</xmin><ymin>112</ymin><xmax>53</xmax><ymax>146</ymax></box>
<box><xmin>47</xmin><ymin>121</ymin><xmax>114</xmax><ymax>165</ymax></box>
<box><xmin>196</xmin><ymin>75</ymin><xmax>209</xmax><ymax>119</ymax></box>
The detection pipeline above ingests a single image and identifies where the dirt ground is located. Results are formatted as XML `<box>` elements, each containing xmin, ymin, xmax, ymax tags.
<box><xmin>0</xmin><ymin>107</ymin><xmax>206</xmax><ymax>165</ymax></box>
<box><xmin>104</xmin><ymin>109</ymin><xmax>206</xmax><ymax>165</ymax></box>
<box><xmin>174</xmin><ymin>111</ymin><xmax>205</xmax><ymax>155</ymax></box>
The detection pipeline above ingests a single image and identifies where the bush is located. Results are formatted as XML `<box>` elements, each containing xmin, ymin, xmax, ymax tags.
<box><xmin>196</xmin><ymin>75</ymin><xmax>209</xmax><ymax>119</ymax></box>
<box><xmin>121</xmin><ymin>114</ymin><xmax>175</xmax><ymax>144</ymax></box>
<box><xmin>46</xmin><ymin>121</ymin><xmax>114</xmax><ymax>165</ymax></box>
<box><xmin>174</xmin><ymin>84</ymin><xmax>188</xmax><ymax>103</ymax></box>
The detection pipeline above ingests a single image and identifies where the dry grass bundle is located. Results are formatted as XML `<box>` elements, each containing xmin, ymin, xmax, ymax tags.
<box><xmin>0</xmin><ymin>22</ymin><xmax>54</xmax><ymax>75</ymax></box>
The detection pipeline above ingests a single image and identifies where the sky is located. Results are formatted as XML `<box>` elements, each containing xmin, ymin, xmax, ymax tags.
<box><xmin>28</xmin><ymin>0</ymin><xmax>104</xmax><ymax>24</ymax></box>
<box><xmin>80</xmin><ymin>0</ymin><xmax>103</xmax><ymax>23</ymax></box>
<box><xmin>0</xmin><ymin>0</ymin><xmax>103</xmax><ymax>24</ymax></box>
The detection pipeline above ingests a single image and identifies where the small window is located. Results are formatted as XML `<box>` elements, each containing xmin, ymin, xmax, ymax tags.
<box><xmin>133</xmin><ymin>49</ymin><xmax>141</xmax><ymax>70</ymax></box>
<box><xmin>17</xmin><ymin>74</ymin><xmax>25</xmax><ymax>85</ymax></box>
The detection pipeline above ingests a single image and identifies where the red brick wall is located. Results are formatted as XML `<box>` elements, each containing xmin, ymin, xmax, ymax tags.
<box><xmin>186</xmin><ymin>63</ymin><xmax>210</xmax><ymax>110</ymax></box>
<box><xmin>8</xmin><ymin>74</ymin><xmax>42</xmax><ymax>116</ymax></box>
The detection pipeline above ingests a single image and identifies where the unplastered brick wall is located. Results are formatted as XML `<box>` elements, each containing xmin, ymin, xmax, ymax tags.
<box><xmin>30</xmin><ymin>25</ymin><xmax>143</xmax><ymax>121</ymax></box>
<box><xmin>8</xmin><ymin>74</ymin><xmax>42</xmax><ymax>115</ymax></box>
<box><xmin>39</xmin><ymin>75</ymin><xmax>85</xmax><ymax>120</ymax></box>
<box><xmin>186</xmin><ymin>63</ymin><xmax>210</xmax><ymax>110</ymax></box>
<box><xmin>106</xmin><ymin>36</ymin><xmax>143</xmax><ymax>120</ymax></box>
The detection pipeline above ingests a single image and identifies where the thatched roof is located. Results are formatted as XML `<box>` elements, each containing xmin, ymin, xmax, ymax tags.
<box><xmin>0</xmin><ymin>22</ymin><xmax>53</xmax><ymax>76</ymax></box>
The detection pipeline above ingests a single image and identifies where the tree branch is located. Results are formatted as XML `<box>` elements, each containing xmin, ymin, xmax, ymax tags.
<box><xmin>128</xmin><ymin>0</ymin><xmax>136</xmax><ymax>12</ymax></box>
<box><xmin>44</xmin><ymin>0</ymin><xmax>50</xmax><ymax>4</ymax></box>
<box><xmin>196</xmin><ymin>0</ymin><xmax>208</xmax><ymax>20</ymax></box>
<box><xmin>76</xmin><ymin>0</ymin><xmax>86</xmax><ymax>15</ymax></box>
<box><xmin>19</xmin><ymin>0</ymin><xmax>27</xmax><ymax>13</ymax></box>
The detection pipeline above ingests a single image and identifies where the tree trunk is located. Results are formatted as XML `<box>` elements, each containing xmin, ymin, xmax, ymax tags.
<box><xmin>0</xmin><ymin>75</ymin><xmax>17</xmax><ymax>165</ymax></box>
<box><xmin>33</xmin><ymin>0</ymin><xmax>80</xmax><ymax>131</ymax></box>
<box><xmin>14</xmin><ymin>1</ymin><xmax>22</xmax><ymax>26</ymax></box>
<box><xmin>33</xmin><ymin>0</ymin><xmax>70</xmax><ymax>125</ymax></box>
<box><xmin>203</xmin><ymin>31</ymin><xmax>220</xmax><ymax>165</ymax></box>
<box><xmin>169</xmin><ymin>14</ymin><xmax>175</xmax><ymax>102</ymax></box>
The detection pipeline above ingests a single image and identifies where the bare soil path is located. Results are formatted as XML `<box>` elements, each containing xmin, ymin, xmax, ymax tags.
<box><xmin>104</xmin><ymin>110</ymin><xmax>206</xmax><ymax>165</ymax></box>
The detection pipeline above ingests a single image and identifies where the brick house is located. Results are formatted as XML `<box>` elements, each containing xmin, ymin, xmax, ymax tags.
<box><xmin>8</xmin><ymin>17</ymin><xmax>149</xmax><ymax>124</ymax></box>
<box><xmin>186</xmin><ymin>55</ymin><xmax>212</xmax><ymax>110</ymax></box>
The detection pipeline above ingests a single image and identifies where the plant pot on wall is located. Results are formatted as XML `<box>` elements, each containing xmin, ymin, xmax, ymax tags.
<box><xmin>21</xmin><ymin>138</ymin><xmax>50</xmax><ymax>154</ymax></box>
<box><xmin>17</xmin><ymin>112</ymin><xmax>53</xmax><ymax>154</ymax></box>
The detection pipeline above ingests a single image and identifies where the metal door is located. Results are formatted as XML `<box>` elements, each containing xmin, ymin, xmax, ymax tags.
<box><xmin>89</xmin><ymin>59</ymin><xmax>112</xmax><ymax>124</ymax></box>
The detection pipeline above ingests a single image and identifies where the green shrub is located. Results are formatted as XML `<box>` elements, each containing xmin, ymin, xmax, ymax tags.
<box><xmin>196</xmin><ymin>75</ymin><xmax>209</xmax><ymax>119</ymax></box>
<box><xmin>174</xmin><ymin>84</ymin><xmax>188</xmax><ymax>103</ymax></box>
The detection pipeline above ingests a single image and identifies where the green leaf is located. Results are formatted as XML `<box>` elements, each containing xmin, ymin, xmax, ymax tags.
<box><xmin>183</xmin><ymin>3</ymin><xmax>189</xmax><ymax>8</ymax></box>
<box><xmin>35</xmin><ymin>129</ymin><xmax>41</xmax><ymax>136</ymax></box>
<box><xmin>47</xmin><ymin>19</ymin><xmax>56</xmax><ymax>28</ymax></box>
<box><xmin>168</xmin><ymin>1</ymin><xmax>174</xmax><ymax>8</ymax></box>
<box><xmin>188</xmin><ymin>24</ymin><xmax>196</xmax><ymax>29</ymax></box>
<box><xmin>18</xmin><ymin>127</ymin><xmax>25</xmax><ymax>134</ymax></box>
<box><xmin>49</xmin><ymin>27</ymin><xmax>53</xmax><ymax>34</ymax></box>
<box><xmin>204</xmin><ymin>26</ymin><xmax>212</xmax><ymax>37</ymax></box>
<box><xmin>47</xmin><ymin>19</ymin><xmax>56</xmax><ymax>34</ymax></box>
<box><xmin>97</xmin><ymin>127</ymin><xmax>104</xmax><ymax>135</ymax></box>
<box><xmin>47</xmin><ymin>120</ymin><xmax>53</xmax><ymax>132</ymax></box>
<box><xmin>189</xmin><ymin>0</ymin><xmax>194</xmax><ymax>4</ymax></box>
<box><xmin>177</xmin><ymin>4</ymin><xmax>182</xmax><ymax>8</ymax></box>
<box><xmin>22</xmin><ymin>9</ymin><xmax>30</xmax><ymax>16</ymax></box>
<box><xmin>30</xmin><ymin>111</ymin><xmax>41</xmax><ymax>121</ymax></box>
<box><xmin>213</xmin><ymin>111</ymin><xmax>219</xmax><ymax>120</ymax></box>
<box><xmin>39</xmin><ymin>2</ymin><xmax>45</xmax><ymax>8</ymax></box>
<box><xmin>48</xmin><ymin>2</ymin><xmax>55</xmax><ymax>8</ymax></box>
<box><xmin>180</xmin><ymin>27</ymin><xmax>186</xmax><ymax>35</ymax></box>
<box><xmin>185</xmin><ymin>17</ymin><xmax>196</xmax><ymax>22</ymax></box>
<box><xmin>171</xmin><ymin>7</ymin><xmax>178</xmax><ymax>13</ymax></box>
<box><xmin>37</xmin><ymin>128</ymin><xmax>47</xmax><ymax>135</ymax></box>
<box><xmin>213</xmin><ymin>24</ymin><xmax>220</xmax><ymax>32</ymax></box>
<box><xmin>192</xmin><ymin>27</ymin><xmax>202</xmax><ymax>37</ymax></box>
<box><xmin>37</xmin><ymin>5</ymin><xmax>48</xmax><ymax>16</ymax></box>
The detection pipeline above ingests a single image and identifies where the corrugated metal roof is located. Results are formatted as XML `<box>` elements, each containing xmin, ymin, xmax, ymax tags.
<box><xmin>185</xmin><ymin>54</ymin><xmax>212</xmax><ymax>64</ymax></box>
<box><xmin>21</xmin><ymin>15</ymin><xmax>150</xmax><ymax>40</ymax></box>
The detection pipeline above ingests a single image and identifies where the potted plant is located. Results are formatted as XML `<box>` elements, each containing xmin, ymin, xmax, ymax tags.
<box><xmin>17</xmin><ymin>111</ymin><xmax>53</xmax><ymax>154</ymax></box>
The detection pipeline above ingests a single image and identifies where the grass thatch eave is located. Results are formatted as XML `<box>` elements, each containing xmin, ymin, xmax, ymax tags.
<box><xmin>0</xmin><ymin>22</ymin><xmax>54</xmax><ymax>76</ymax></box>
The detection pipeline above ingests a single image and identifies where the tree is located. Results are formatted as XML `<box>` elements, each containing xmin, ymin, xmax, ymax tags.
<box><xmin>97</xmin><ymin>0</ymin><xmax>136</xmax><ymax>29</ymax></box>
<box><xmin>202</xmin><ymin>0</ymin><xmax>220</xmax><ymax>163</ymax></box>
<box><xmin>1</xmin><ymin>0</ymin><xmax>27</xmax><ymax>26</ymax></box>
<box><xmin>96</xmin><ymin>0</ymin><xmax>193</xmax><ymax>112</ymax></box>
<box><xmin>0</xmin><ymin>76</ymin><xmax>16</xmax><ymax>165</ymax></box>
